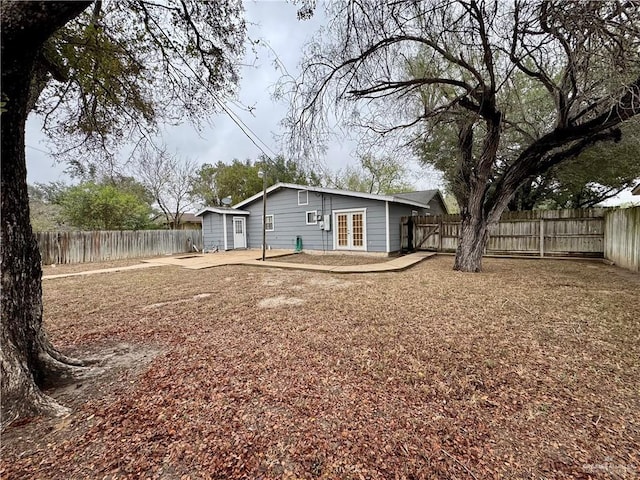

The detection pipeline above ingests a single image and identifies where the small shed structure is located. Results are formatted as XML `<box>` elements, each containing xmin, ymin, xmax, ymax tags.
<box><xmin>196</xmin><ymin>207</ymin><xmax>250</xmax><ymax>251</ymax></box>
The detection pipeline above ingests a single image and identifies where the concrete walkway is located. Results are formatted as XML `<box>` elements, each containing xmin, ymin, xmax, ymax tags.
<box><xmin>42</xmin><ymin>250</ymin><xmax>435</xmax><ymax>279</ymax></box>
<box><xmin>139</xmin><ymin>249</ymin><xmax>293</xmax><ymax>269</ymax></box>
<box><xmin>42</xmin><ymin>262</ymin><xmax>165</xmax><ymax>280</ymax></box>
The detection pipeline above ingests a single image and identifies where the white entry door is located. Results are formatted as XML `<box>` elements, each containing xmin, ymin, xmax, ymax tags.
<box><xmin>233</xmin><ymin>217</ymin><xmax>246</xmax><ymax>249</ymax></box>
<box><xmin>334</xmin><ymin>210</ymin><xmax>366</xmax><ymax>251</ymax></box>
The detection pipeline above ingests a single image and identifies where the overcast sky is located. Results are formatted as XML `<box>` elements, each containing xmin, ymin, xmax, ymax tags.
<box><xmin>24</xmin><ymin>1</ymin><xmax>637</xmax><ymax>205</ymax></box>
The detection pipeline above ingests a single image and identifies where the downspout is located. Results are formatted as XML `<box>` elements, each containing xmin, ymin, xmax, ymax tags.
<box><xmin>201</xmin><ymin>216</ymin><xmax>204</xmax><ymax>252</ymax></box>
<box><xmin>385</xmin><ymin>201</ymin><xmax>390</xmax><ymax>253</ymax></box>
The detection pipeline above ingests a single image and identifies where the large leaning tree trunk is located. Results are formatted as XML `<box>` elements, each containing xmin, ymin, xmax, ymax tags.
<box><xmin>1</xmin><ymin>1</ymin><xmax>91</xmax><ymax>428</ymax></box>
<box><xmin>451</xmin><ymin>115</ymin><xmax>502</xmax><ymax>272</ymax></box>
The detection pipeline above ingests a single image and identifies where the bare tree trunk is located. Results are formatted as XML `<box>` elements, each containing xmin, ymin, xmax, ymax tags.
<box><xmin>1</xmin><ymin>1</ymin><xmax>91</xmax><ymax>428</ymax></box>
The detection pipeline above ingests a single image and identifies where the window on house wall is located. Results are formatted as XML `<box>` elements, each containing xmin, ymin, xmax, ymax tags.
<box><xmin>298</xmin><ymin>190</ymin><xmax>308</xmax><ymax>205</ymax></box>
<box><xmin>306</xmin><ymin>211</ymin><xmax>317</xmax><ymax>225</ymax></box>
<box><xmin>265</xmin><ymin>214</ymin><xmax>274</xmax><ymax>231</ymax></box>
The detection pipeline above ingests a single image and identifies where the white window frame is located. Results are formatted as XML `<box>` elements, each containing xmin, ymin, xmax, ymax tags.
<box><xmin>264</xmin><ymin>214</ymin><xmax>275</xmax><ymax>231</ymax></box>
<box><xmin>306</xmin><ymin>210</ymin><xmax>317</xmax><ymax>225</ymax></box>
<box><xmin>298</xmin><ymin>190</ymin><xmax>308</xmax><ymax>206</ymax></box>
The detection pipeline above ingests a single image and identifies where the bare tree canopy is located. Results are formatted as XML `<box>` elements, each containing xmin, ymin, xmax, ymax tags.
<box><xmin>134</xmin><ymin>146</ymin><xmax>196</xmax><ymax>229</ymax></box>
<box><xmin>288</xmin><ymin>0</ymin><xmax>640</xmax><ymax>271</ymax></box>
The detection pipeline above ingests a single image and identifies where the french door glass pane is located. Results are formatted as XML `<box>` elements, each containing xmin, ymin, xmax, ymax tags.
<box><xmin>337</xmin><ymin>214</ymin><xmax>348</xmax><ymax>247</ymax></box>
<box><xmin>352</xmin><ymin>213</ymin><xmax>363</xmax><ymax>247</ymax></box>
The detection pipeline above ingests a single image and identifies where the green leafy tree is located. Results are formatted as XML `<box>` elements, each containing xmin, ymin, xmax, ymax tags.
<box><xmin>510</xmin><ymin>121</ymin><xmax>640</xmax><ymax>209</ymax></box>
<box><xmin>442</xmin><ymin>192</ymin><xmax>460</xmax><ymax>214</ymax></box>
<box><xmin>258</xmin><ymin>155</ymin><xmax>321</xmax><ymax>186</ymax></box>
<box><xmin>60</xmin><ymin>182</ymin><xmax>154</xmax><ymax>230</ymax></box>
<box><xmin>32</xmin><ymin>1</ymin><xmax>245</xmax><ymax>172</ymax></box>
<box><xmin>191</xmin><ymin>159</ymin><xmax>262</xmax><ymax>206</ymax></box>
<box><xmin>1</xmin><ymin>0</ymin><xmax>245</xmax><ymax>426</ymax></box>
<box><xmin>413</xmin><ymin>72</ymin><xmax>640</xmax><ymax>211</ymax></box>
<box><xmin>191</xmin><ymin>155</ymin><xmax>317</xmax><ymax>206</ymax></box>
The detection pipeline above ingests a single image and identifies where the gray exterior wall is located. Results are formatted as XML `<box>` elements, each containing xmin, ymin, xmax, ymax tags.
<box><xmin>243</xmin><ymin>187</ymin><xmax>424</xmax><ymax>253</ymax></box>
<box><xmin>202</xmin><ymin>213</ymin><xmax>225</xmax><ymax>251</ymax></box>
<box><xmin>202</xmin><ymin>213</ymin><xmax>245</xmax><ymax>250</ymax></box>
<box><xmin>428</xmin><ymin>196</ymin><xmax>447</xmax><ymax>215</ymax></box>
<box><xmin>244</xmin><ymin>188</ymin><xmax>337</xmax><ymax>251</ymax></box>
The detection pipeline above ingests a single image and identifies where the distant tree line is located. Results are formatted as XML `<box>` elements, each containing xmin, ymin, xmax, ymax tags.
<box><xmin>30</xmin><ymin>152</ymin><xmax>427</xmax><ymax>231</ymax></box>
<box><xmin>30</xmin><ymin>141</ymin><xmax>639</xmax><ymax>231</ymax></box>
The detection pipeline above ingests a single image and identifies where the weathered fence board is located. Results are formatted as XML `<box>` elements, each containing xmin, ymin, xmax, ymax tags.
<box><xmin>604</xmin><ymin>206</ymin><xmax>640</xmax><ymax>272</ymax></box>
<box><xmin>402</xmin><ymin>208</ymin><xmax>606</xmax><ymax>258</ymax></box>
<box><xmin>36</xmin><ymin>230</ymin><xmax>203</xmax><ymax>265</ymax></box>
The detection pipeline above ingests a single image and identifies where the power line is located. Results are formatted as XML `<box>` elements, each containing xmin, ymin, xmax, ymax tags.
<box><xmin>143</xmin><ymin>11</ymin><xmax>281</xmax><ymax>162</ymax></box>
<box><xmin>26</xmin><ymin>144</ymin><xmax>52</xmax><ymax>155</ymax></box>
<box><xmin>29</xmin><ymin>16</ymin><xmax>285</xmax><ymax>166</ymax></box>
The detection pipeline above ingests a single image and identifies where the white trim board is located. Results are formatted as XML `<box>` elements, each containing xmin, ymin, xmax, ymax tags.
<box><xmin>222</xmin><ymin>213</ymin><xmax>228</xmax><ymax>250</ymax></box>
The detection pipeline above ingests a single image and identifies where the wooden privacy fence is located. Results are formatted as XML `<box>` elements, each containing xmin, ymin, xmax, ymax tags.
<box><xmin>604</xmin><ymin>206</ymin><xmax>640</xmax><ymax>272</ymax></box>
<box><xmin>37</xmin><ymin>230</ymin><xmax>203</xmax><ymax>265</ymax></box>
<box><xmin>401</xmin><ymin>208</ymin><xmax>606</xmax><ymax>258</ymax></box>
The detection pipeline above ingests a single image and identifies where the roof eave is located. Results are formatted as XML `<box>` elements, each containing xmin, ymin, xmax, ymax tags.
<box><xmin>195</xmin><ymin>207</ymin><xmax>251</xmax><ymax>216</ymax></box>
<box><xmin>234</xmin><ymin>182</ymin><xmax>432</xmax><ymax>209</ymax></box>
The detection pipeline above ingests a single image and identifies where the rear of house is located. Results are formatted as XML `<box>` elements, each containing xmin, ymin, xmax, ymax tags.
<box><xmin>197</xmin><ymin>183</ymin><xmax>447</xmax><ymax>254</ymax></box>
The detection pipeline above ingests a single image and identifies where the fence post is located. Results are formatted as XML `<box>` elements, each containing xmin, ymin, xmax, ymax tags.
<box><xmin>539</xmin><ymin>218</ymin><xmax>544</xmax><ymax>257</ymax></box>
<box><xmin>438</xmin><ymin>218</ymin><xmax>443</xmax><ymax>252</ymax></box>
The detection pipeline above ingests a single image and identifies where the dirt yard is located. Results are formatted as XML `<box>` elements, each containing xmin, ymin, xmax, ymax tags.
<box><xmin>268</xmin><ymin>253</ymin><xmax>391</xmax><ymax>266</ymax></box>
<box><xmin>2</xmin><ymin>257</ymin><xmax>639</xmax><ymax>479</ymax></box>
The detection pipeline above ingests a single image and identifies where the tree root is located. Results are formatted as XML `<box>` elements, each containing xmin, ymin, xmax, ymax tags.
<box><xmin>47</xmin><ymin>346</ymin><xmax>87</xmax><ymax>367</ymax></box>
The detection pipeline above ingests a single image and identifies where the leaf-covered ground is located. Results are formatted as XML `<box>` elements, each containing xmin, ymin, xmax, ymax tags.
<box><xmin>267</xmin><ymin>253</ymin><xmax>392</xmax><ymax>266</ymax></box>
<box><xmin>2</xmin><ymin>257</ymin><xmax>639</xmax><ymax>479</ymax></box>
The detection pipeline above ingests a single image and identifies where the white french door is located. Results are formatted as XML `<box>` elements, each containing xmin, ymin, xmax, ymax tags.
<box><xmin>334</xmin><ymin>210</ymin><xmax>366</xmax><ymax>251</ymax></box>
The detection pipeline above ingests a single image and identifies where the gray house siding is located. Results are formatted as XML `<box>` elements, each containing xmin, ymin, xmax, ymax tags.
<box><xmin>244</xmin><ymin>188</ymin><xmax>329</xmax><ymax>251</ymax></box>
<box><xmin>202</xmin><ymin>213</ymin><xmax>225</xmax><ymax>251</ymax></box>
<box><xmin>202</xmin><ymin>213</ymin><xmax>249</xmax><ymax>250</ymax></box>
<box><xmin>243</xmin><ymin>188</ymin><xmax>390</xmax><ymax>252</ymax></box>
<box><xmin>428</xmin><ymin>198</ymin><xmax>447</xmax><ymax>215</ymax></box>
